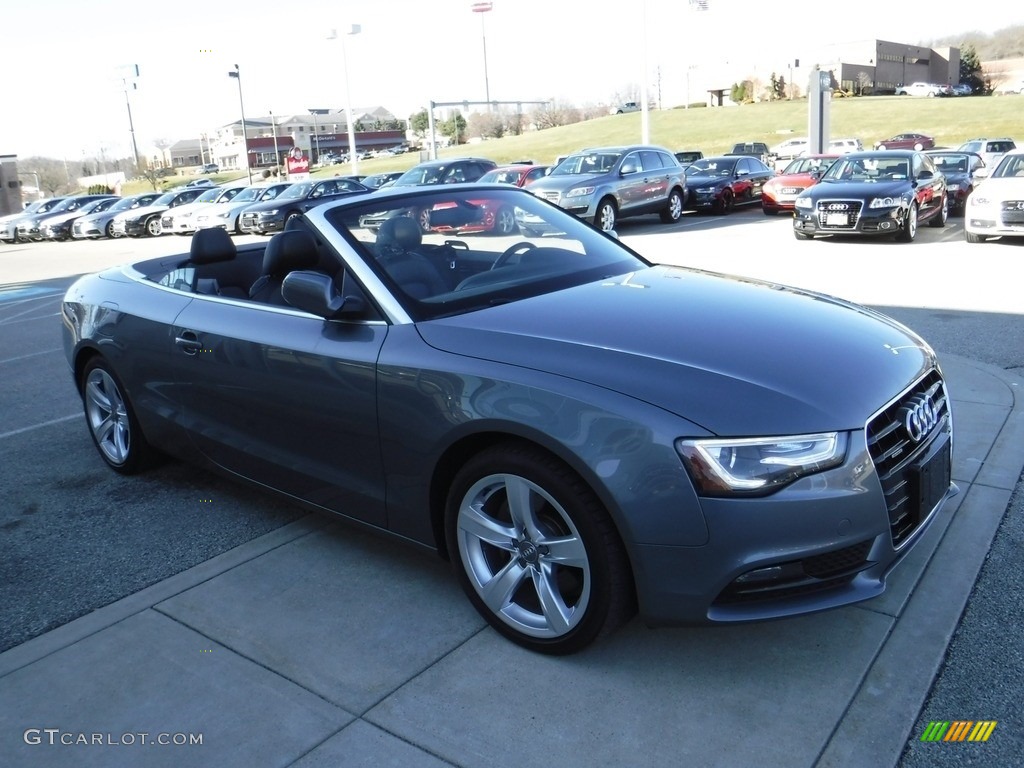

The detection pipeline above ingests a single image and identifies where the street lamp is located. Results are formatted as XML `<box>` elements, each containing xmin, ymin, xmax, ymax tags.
<box><xmin>327</xmin><ymin>25</ymin><xmax>362</xmax><ymax>175</ymax></box>
<box><xmin>227</xmin><ymin>64</ymin><xmax>253</xmax><ymax>184</ymax></box>
<box><xmin>470</xmin><ymin>2</ymin><xmax>493</xmax><ymax>108</ymax></box>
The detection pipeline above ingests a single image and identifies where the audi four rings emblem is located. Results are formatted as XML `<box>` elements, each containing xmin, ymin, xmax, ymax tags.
<box><xmin>826</xmin><ymin>203</ymin><xmax>850</xmax><ymax>211</ymax></box>
<box><xmin>901</xmin><ymin>394</ymin><xmax>940</xmax><ymax>443</ymax></box>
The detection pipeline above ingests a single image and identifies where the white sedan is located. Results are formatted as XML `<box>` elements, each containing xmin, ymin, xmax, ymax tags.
<box><xmin>964</xmin><ymin>150</ymin><xmax>1024</xmax><ymax>243</ymax></box>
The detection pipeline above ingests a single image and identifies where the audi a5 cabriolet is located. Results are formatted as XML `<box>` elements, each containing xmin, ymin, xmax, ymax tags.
<box><xmin>62</xmin><ymin>184</ymin><xmax>956</xmax><ymax>654</ymax></box>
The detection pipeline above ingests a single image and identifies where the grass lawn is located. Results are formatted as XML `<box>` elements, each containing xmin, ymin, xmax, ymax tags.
<box><xmin>124</xmin><ymin>94</ymin><xmax>1021</xmax><ymax>193</ymax></box>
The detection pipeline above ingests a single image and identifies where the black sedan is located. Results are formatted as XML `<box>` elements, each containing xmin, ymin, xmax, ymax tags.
<box><xmin>792</xmin><ymin>151</ymin><xmax>948</xmax><ymax>241</ymax></box>
<box><xmin>684</xmin><ymin>156</ymin><xmax>774</xmax><ymax>214</ymax></box>
<box><xmin>925</xmin><ymin>150</ymin><xmax>985</xmax><ymax>214</ymax></box>
<box><xmin>62</xmin><ymin>185</ymin><xmax>954</xmax><ymax>655</ymax></box>
<box><xmin>240</xmin><ymin>177</ymin><xmax>370</xmax><ymax>235</ymax></box>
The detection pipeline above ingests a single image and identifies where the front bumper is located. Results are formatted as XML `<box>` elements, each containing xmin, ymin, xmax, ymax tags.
<box><xmin>793</xmin><ymin>200</ymin><xmax>908</xmax><ymax>237</ymax></box>
<box><xmin>965</xmin><ymin>199</ymin><xmax>1024</xmax><ymax>236</ymax></box>
<box><xmin>632</xmin><ymin>371</ymin><xmax>954</xmax><ymax>626</ymax></box>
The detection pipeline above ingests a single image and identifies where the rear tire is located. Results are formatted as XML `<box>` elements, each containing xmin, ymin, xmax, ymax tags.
<box><xmin>659</xmin><ymin>189</ymin><xmax>683</xmax><ymax>223</ymax></box>
<box><xmin>81</xmin><ymin>357</ymin><xmax>157</xmax><ymax>475</ymax></box>
<box><xmin>928</xmin><ymin>194</ymin><xmax>948</xmax><ymax>228</ymax></box>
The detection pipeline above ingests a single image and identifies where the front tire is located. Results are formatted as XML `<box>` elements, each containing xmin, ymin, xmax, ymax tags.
<box><xmin>713</xmin><ymin>191</ymin><xmax>733</xmax><ymax>215</ymax></box>
<box><xmin>897</xmin><ymin>202</ymin><xmax>918</xmax><ymax>242</ymax></box>
<box><xmin>145</xmin><ymin>217</ymin><xmax>162</xmax><ymax>237</ymax></box>
<box><xmin>81</xmin><ymin>357</ymin><xmax>156</xmax><ymax>475</ymax></box>
<box><xmin>594</xmin><ymin>198</ymin><xmax>617</xmax><ymax>231</ymax></box>
<box><xmin>659</xmin><ymin>189</ymin><xmax>684</xmax><ymax>223</ymax></box>
<box><xmin>446</xmin><ymin>442</ymin><xmax>634</xmax><ymax>655</ymax></box>
<box><xmin>929</xmin><ymin>194</ymin><xmax>948</xmax><ymax>228</ymax></box>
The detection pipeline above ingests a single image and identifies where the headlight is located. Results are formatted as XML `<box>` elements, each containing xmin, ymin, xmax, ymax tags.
<box><xmin>794</xmin><ymin>196</ymin><xmax>813</xmax><ymax>209</ymax></box>
<box><xmin>869</xmin><ymin>195</ymin><xmax>902</xmax><ymax>209</ymax></box>
<box><xmin>263</xmin><ymin>209</ymin><xmax>279</xmax><ymax>216</ymax></box>
<box><xmin>565</xmin><ymin>187</ymin><xmax>595</xmax><ymax>198</ymax></box>
<box><xmin>970</xmin><ymin>196</ymin><xmax>990</xmax><ymax>206</ymax></box>
<box><xmin>946</xmin><ymin>183</ymin><xmax>961</xmax><ymax>191</ymax></box>
<box><xmin>214</xmin><ymin>211</ymin><xmax>230</xmax><ymax>219</ymax></box>
<box><xmin>695</xmin><ymin>186</ymin><xmax>717</xmax><ymax>193</ymax></box>
<box><xmin>677</xmin><ymin>432</ymin><xmax>848</xmax><ymax>497</ymax></box>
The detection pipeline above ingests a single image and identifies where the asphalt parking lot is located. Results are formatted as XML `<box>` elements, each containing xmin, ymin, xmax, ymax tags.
<box><xmin>1</xmin><ymin>211</ymin><xmax>1021</xmax><ymax>767</ymax></box>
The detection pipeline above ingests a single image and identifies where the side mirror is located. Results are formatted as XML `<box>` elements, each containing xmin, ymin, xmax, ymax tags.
<box><xmin>620</xmin><ymin>162</ymin><xmax>638</xmax><ymax>175</ymax></box>
<box><xmin>918</xmin><ymin>169</ymin><xmax>934</xmax><ymax>181</ymax></box>
<box><xmin>282</xmin><ymin>270</ymin><xmax>364</xmax><ymax>320</ymax></box>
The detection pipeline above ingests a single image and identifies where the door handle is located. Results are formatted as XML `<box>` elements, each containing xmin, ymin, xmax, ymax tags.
<box><xmin>175</xmin><ymin>330</ymin><xmax>202</xmax><ymax>356</ymax></box>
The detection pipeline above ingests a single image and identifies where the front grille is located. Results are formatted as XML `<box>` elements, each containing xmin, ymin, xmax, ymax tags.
<box><xmin>815</xmin><ymin>199</ymin><xmax>863</xmax><ymax>229</ymax></box>
<box><xmin>866</xmin><ymin>370</ymin><xmax>951</xmax><ymax>548</ymax></box>
<box><xmin>240</xmin><ymin>212</ymin><xmax>258</xmax><ymax>230</ymax></box>
<box><xmin>161</xmin><ymin>216</ymin><xmax>174</xmax><ymax>228</ymax></box>
<box><xmin>1000</xmin><ymin>200</ymin><xmax>1024</xmax><ymax>225</ymax></box>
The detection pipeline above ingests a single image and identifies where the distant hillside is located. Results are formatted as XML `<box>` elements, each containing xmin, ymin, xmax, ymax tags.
<box><xmin>926</xmin><ymin>23</ymin><xmax>1024</xmax><ymax>60</ymax></box>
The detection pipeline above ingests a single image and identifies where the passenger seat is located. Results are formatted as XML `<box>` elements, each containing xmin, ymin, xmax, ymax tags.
<box><xmin>248</xmin><ymin>230</ymin><xmax>320</xmax><ymax>305</ymax></box>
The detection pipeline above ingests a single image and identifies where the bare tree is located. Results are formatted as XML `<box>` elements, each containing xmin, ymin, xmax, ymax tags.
<box><xmin>531</xmin><ymin>100</ymin><xmax>582</xmax><ymax>130</ymax></box>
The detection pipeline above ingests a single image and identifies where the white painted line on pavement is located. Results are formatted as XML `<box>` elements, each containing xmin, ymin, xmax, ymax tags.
<box><xmin>0</xmin><ymin>414</ymin><xmax>80</xmax><ymax>441</ymax></box>
<box><xmin>0</xmin><ymin>348</ymin><xmax>62</xmax><ymax>365</ymax></box>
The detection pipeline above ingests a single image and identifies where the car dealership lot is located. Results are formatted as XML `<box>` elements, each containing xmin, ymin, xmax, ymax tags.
<box><xmin>1</xmin><ymin>212</ymin><xmax>1022</xmax><ymax>767</ymax></box>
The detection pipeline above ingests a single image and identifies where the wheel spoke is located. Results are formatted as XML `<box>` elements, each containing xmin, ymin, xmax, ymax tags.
<box><xmin>459</xmin><ymin>500</ymin><xmax>517</xmax><ymax>550</ymax></box>
<box><xmin>539</xmin><ymin>533</ymin><xmax>588</xmax><ymax>568</ymax></box>
<box><xmin>95</xmin><ymin>413</ymin><xmax>118</xmax><ymax>445</ymax></box>
<box><xmin>86</xmin><ymin>378</ymin><xmax>112</xmax><ymax>413</ymax></box>
<box><xmin>479</xmin><ymin>557</ymin><xmax>529</xmax><ymax>613</ymax></box>
<box><xmin>503</xmin><ymin>475</ymin><xmax>540</xmax><ymax>537</ymax></box>
<box><xmin>532</xmin><ymin>563</ymin><xmax>573</xmax><ymax>634</ymax></box>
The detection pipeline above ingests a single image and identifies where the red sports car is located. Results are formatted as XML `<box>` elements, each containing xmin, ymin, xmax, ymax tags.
<box><xmin>761</xmin><ymin>155</ymin><xmax>840</xmax><ymax>215</ymax></box>
<box><xmin>874</xmin><ymin>133</ymin><xmax>935</xmax><ymax>151</ymax></box>
<box><xmin>424</xmin><ymin>165</ymin><xmax>553</xmax><ymax>235</ymax></box>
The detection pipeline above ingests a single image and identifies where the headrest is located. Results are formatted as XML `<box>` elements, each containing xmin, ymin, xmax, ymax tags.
<box><xmin>377</xmin><ymin>215</ymin><xmax>422</xmax><ymax>253</ymax></box>
<box><xmin>262</xmin><ymin>230</ymin><xmax>319</xmax><ymax>278</ymax></box>
<box><xmin>190</xmin><ymin>227</ymin><xmax>237</xmax><ymax>265</ymax></box>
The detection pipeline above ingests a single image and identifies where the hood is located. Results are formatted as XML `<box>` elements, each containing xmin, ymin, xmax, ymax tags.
<box><xmin>686</xmin><ymin>173</ymin><xmax>732</xmax><ymax>186</ymax></box>
<box><xmin>116</xmin><ymin>204</ymin><xmax>169</xmax><ymax>221</ymax></box>
<box><xmin>417</xmin><ymin>266</ymin><xmax>934</xmax><ymax>436</ymax></box>
<box><xmin>243</xmin><ymin>197</ymin><xmax>297</xmax><ymax>212</ymax></box>
<box><xmin>806</xmin><ymin>178</ymin><xmax>910</xmax><ymax>198</ymax></box>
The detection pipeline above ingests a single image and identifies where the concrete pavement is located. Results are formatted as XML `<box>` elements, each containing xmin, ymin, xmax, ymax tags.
<box><xmin>1</xmin><ymin>353</ymin><xmax>1021</xmax><ymax>768</ymax></box>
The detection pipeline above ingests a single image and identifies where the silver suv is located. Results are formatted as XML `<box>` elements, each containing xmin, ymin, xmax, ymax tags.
<box><xmin>957</xmin><ymin>138</ymin><xmax>1016</xmax><ymax>168</ymax></box>
<box><xmin>525</xmin><ymin>145</ymin><xmax>686</xmax><ymax>231</ymax></box>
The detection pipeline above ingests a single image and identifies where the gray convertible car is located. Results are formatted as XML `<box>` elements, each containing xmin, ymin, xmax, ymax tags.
<box><xmin>62</xmin><ymin>185</ymin><xmax>955</xmax><ymax>654</ymax></box>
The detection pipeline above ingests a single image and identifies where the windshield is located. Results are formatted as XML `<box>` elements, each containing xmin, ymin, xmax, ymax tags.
<box><xmin>393</xmin><ymin>165</ymin><xmax>451</xmax><ymax>186</ymax></box>
<box><xmin>231</xmin><ymin>187</ymin><xmax>263</xmax><ymax>203</ymax></box>
<box><xmin>550</xmin><ymin>152</ymin><xmax>622</xmax><ymax>175</ymax></box>
<box><xmin>822</xmin><ymin>155</ymin><xmax>911</xmax><ymax>182</ymax></box>
<box><xmin>195</xmin><ymin>188</ymin><xmax>223</xmax><ymax>203</ymax></box>
<box><xmin>992</xmin><ymin>153</ymin><xmax>1024</xmax><ymax>179</ymax></box>
<box><xmin>109</xmin><ymin>195</ymin><xmax>150</xmax><ymax>212</ymax></box>
<box><xmin>782</xmin><ymin>156</ymin><xmax>838</xmax><ymax>175</ymax></box>
<box><xmin>327</xmin><ymin>188</ymin><xmax>647</xmax><ymax>322</ymax></box>
<box><xmin>258</xmin><ymin>185</ymin><xmax>289</xmax><ymax>201</ymax></box>
<box><xmin>279</xmin><ymin>183</ymin><xmax>312</xmax><ymax>200</ymax></box>
<box><xmin>152</xmin><ymin>192</ymin><xmax>179</xmax><ymax>206</ymax></box>
<box><xmin>688</xmin><ymin>159</ymin><xmax>737</xmax><ymax>176</ymax></box>
<box><xmin>929</xmin><ymin>154</ymin><xmax>971</xmax><ymax>173</ymax></box>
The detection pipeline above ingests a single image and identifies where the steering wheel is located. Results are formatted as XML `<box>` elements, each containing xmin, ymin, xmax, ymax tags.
<box><xmin>491</xmin><ymin>242</ymin><xmax>537</xmax><ymax>270</ymax></box>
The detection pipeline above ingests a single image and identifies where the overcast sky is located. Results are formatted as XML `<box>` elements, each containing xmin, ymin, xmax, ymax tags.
<box><xmin>2</xmin><ymin>0</ymin><xmax>1020</xmax><ymax>160</ymax></box>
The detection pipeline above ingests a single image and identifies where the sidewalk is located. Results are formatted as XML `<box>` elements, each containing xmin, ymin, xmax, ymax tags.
<box><xmin>2</xmin><ymin>354</ymin><xmax>1021</xmax><ymax>768</ymax></box>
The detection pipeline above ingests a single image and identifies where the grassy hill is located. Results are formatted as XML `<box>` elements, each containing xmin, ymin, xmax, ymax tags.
<box><xmin>131</xmin><ymin>95</ymin><xmax>1022</xmax><ymax>192</ymax></box>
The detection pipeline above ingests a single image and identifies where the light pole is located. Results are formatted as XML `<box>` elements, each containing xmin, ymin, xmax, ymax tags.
<box><xmin>121</xmin><ymin>65</ymin><xmax>141</xmax><ymax>173</ymax></box>
<box><xmin>471</xmin><ymin>2</ymin><xmax>493</xmax><ymax>108</ymax></box>
<box><xmin>269</xmin><ymin>110</ymin><xmax>280</xmax><ymax>177</ymax></box>
<box><xmin>327</xmin><ymin>25</ymin><xmax>362</xmax><ymax>175</ymax></box>
<box><xmin>308</xmin><ymin>109</ymin><xmax>327</xmax><ymax>164</ymax></box>
<box><xmin>227</xmin><ymin>64</ymin><xmax>253</xmax><ymax>184</ymax></box>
